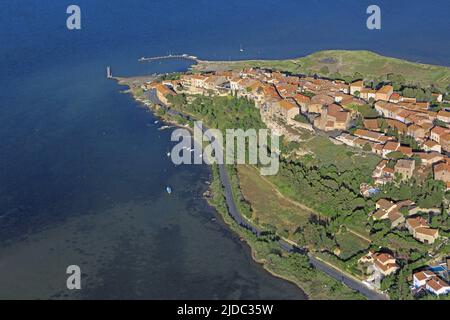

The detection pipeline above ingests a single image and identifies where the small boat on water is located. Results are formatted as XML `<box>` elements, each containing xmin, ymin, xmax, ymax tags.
<box><xmin>154</xmin><ymin>120</ymin><xmax>159</xmax><ymax>124</ymax></box>
<box><xmin>166</xmin><ymin>186</ymin><xmax>172</xmax><ymax>194</ymax></box>
<box><xmin>167</xmin><ymin>152</ymin><xmax>171</xmax><ymax>157</ymax></box>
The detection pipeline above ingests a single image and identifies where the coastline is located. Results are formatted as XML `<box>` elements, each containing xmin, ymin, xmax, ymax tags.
<box><xmin>114</xmin><ymin>75</ymin><xmax>314</xmax><ymax>298</ymax></box>
<box><xmin>113</xmin><ymin>76</ymin><xmax>367</xmax><ymax>299</ymax></box>
<box><xmin>117</xmin><ymin>77</ymin><xmax>311</xmax><ymax>297</ymax></box>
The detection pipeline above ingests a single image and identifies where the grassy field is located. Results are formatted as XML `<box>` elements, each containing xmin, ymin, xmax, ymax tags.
<box><xmin>237</xmin><ymin>164</ymin><xmax>312</xmax><ymax>235</ymax></box>
<box><xmin>335</xmin><ymin>231</ymin><xmax>371</xmax><ymax>261</ymax></box>
<box><xmin>194</xmin><ymin>50</ymin><xmax>450</xmax><ymax>91</ymax></box>
<box><xmin>298</xmin><ymin>135</ymin><xmax>381</xmax><ymax>172</ymax></box>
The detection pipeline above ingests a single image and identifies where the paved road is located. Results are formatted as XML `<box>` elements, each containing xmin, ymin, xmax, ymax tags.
<box><xmin>202</xmin><ymin>126</ymin><xmax>387</xmax><ymax>300</ymax></box>
<box><xmin>146</xmin><ymin>92</ymin><xmax>387</xmax><ymax>300</ymax></box>
<box><xmin>309</xmin><ymin>255</ymin><xmax>388</xmax><ymax>300</ymax></box>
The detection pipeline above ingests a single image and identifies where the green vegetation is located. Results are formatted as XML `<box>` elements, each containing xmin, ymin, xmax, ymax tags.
<box><xmin>346</xmin><ymin>104</ymin><xmax>379</xmax><ymax>119</ymax></box>
<box><xmin>168</xmin><ymin>94</ymin><xmax>265</xmax><ymax>132</ymax></box>
<box><xmin>159</xmin><ymin>72</ymin><xmax>182</xmax><ymax>81</ymax></box>
<box><xmin>378</xmin><ymin>177</ymin><xmax>445</xmax><ymax>208</ymax></box>
<box><xmin>209</xmin><ymin>164</ymin><xmax>364</xmax><ymax>300</ymax></box>
<box><xmin>194</xmin><ymin>50</ymin><xmax>450</xmax><ymax>91</ymax></box>
<box><xmin>297</xmin><ymin>135</ymin><xmax>380</xmax><ymax>171</ymax></box>
<box><xmin>335</xmin><ymin>231</ymin><xmax>371</xmax><ymax>260</ymax></box>
<box><xmin>293</xmin><ymin>113</ymin><xmax>309</xmax><ymax>124</ymax></box>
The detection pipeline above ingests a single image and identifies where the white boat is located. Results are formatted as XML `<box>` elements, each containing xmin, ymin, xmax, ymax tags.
<box><xmin>167</xmin><ymin>152</ymin><xmax>171</xmax><ymax>157</ymax></box>
<box><xmin>166</xmin><ymin>186</ymin><xmax>172</xmax><ymax>194</ymax></box>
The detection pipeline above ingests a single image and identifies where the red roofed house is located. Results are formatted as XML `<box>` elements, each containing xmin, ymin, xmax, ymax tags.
<box><xmin>308</xmin><ymin>94</ymin><xmax>334</xmax><ymax>114</ymax></box>
<box><xmin>293</xmin><ymin>93</ymin><xmax>311</xmax><ymax>113</ymax></box>
<box><xmin>372</xmin><ymin>199</ymin><xmax>405</xmax><ymax>227</ymax></box>
<box><xmin>389</xmin><ymin>93</ymin><xmax>401</xmax><ymax>103</ymax></box>
<box><xmin>437</xmin><ymin>110</ymin><xmax>450</xmax><ymax>123</ymax></box>
<box><xmin>376</xmin><ymin>85</ymin><xmax>394</xmax><ymax>102</ymax></box>
<box><xmin>350</xmin><ymin>80</ymin><xmax>364</xmax><ymax>96</ymax></box>
<box><xmin>413</xmin><ymin>270</ymin><xmax>436</xmax><ymax>287</ymax></box>
<box><xmin>431</xmin><ymin>126</ymin><xmax>449</xmax><ymax>142</ymax></box>
<box><xmin>423</xmin><ymin>139</ymin><xmax>442</xmax><ymax>153</ymax></box>
<box><xmin>374</xmin><ymin>101</ymin><xmax>402</xmax><ymax>120</ymax></box>
<box><xmin>434</xmin><ymin>162</ymin><xmax>450</xmax><ymax>187</ymax></box>
<box><xmin>372</xmin><ymin>252</ymin><xmax>399</xmax><ymax>276</ymax></box>
<box><xmin>275</xmin><ymin>99</ymin><xmax>300</xmax><ymax>120</ymax></box>
<box><xmin>426</xmin><ymin>277</ymin><xmax>450</xmax><ymax>295</ymax></box>
<box><xmin>382</xmin><ymin>141</ymin><xmax>400</xmax><ymax>158</ymax></box>
<box><xmin>406</xmin><ymin>216</ymin><xmax>439</xmax><ymax>244</ymax></box>
<box><xmin>394</xmin><ymin>159</ymin><xmax>415</xmax><ymax>180</ymax></box>
<box><xmin>413</xmin><ymin>271</ymin><xmax>450</xmax><ymax>296</ymax></box>
<box><xmin>153</xmin><ymin>83</ymin><xmax>177</xmax><ymax>105</ymax></box>
<box><xmin>314</xmin><ymin>104</ymin><xmax>351</xmax><ymax>131</ymax></box>
<box><xmin>364</xmin><ymin>118</ymin><xmax>380</xmax><ymax>131</ymax></box>
<box><xmin>360</xmin><ymin>88</ymin><xmax>377</xmax><ymax>101</ymax></box>
<box><xmin>415</xmin><ymin>152</ymin><xmax>444</xmax><ymax>166</ymax></box>
<box><xmin>407</xmin><ymin>124</ymin><xmax>426</xmax><ymax>141</ymax></box>
<box><xmin>358</xmin><ymin>251</ymin><xmax>399</xmax><ymax>279</ymax></box>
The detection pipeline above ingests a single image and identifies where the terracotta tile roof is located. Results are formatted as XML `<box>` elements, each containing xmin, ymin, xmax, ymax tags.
<box><xmin>376</xmin><ymin>199</ymin><xmax>394</xmax><ymax>210</ymax></box>
<box><xmin>407</xmin><ymin>216</ymin><xmax>429</xmax><ymax>229</ymax></box>
<box><xmin>431</xmin><ymin>126</ymin><xmax>450</xmax><ymax>136</ymax></box>
<box><xmin>154</xmin><ymin>83</ymin><xmax>176</xmax><ymax>97</ymax></box>
<box><xmin>424</xmin><ymin>140</ymin><xmax>439</xmax><ymax>148</ymax></box>
<box><xmin>377</xmin><ymin>85</ymin><xmax>394</xmax><ymax>94</ymax></box>
<box><xmin>293</xmin><ymin>93</ymin><xmax>311</xmax><ymax>104</ymax></box>
<box><xmin>427</xmin><ymin>277</ymin><xmax>450</xmax><ymax>292</ymax></box>
<box><xmin>364</xmin><ymin>119</ymin><xmax>379</xmax><ymax>130</ymax></box>
<box><xmin>384</xmin><ymin>141</ymin><xmax>400</xmax><ymax>151</ymax></box>
<box><xmin>390</xmin><ymin>93</ymin><xmax>401</xmax><ymax>101</ymax></box>
<box><xmin>351</xmin><ymin>80</ymin><xmax>364</xmax><ymax>87</ymax></box>
<box><xmin>310</xmin><ymin>94</ymin><xmax>334</xmax><ymax>105</ymax></box>
<box><xmin>434</xmin><ymin>162</ymin><xmax>450</xmax><ymax>173</ymax></box>
<box><xmin>279</xmin><ymin>100</ymin><xmax>298</xmax><ymax>111</ymax></box>
<box><xmin>373</xmin><ymin>144</ymin><xmax>384</xmax><ymax>151</ymax></box>
<box><xmin>414</xmin><ymin>270</ymin><xmax>435</xmax><ymax>282</ymax></box>
<box><xmin>328</xmin><ymin>104</ymin><xmax>350</xmax><ymax>123</ymax></box>
<box><xmin>398</xmin><ymin>146</ymin><xmax>413</xmax><ymax>156</ymax></box>
<box><xmin>383</xmin><ymin>167</ymin><xmax>395</xmax><ymax>174</ymax></box>
<box><xmin>438</xmin><ymin>110</ymin><xmax>450</xmax><ymax>118</ymax></box>
<box><xmin>388</xmin><ymin>210</ymin><xmax>403</xmax><ymax>223</ymax></box>
<box><xmin>374</xmin><ymin>252</ymin><xmax>395</xmax><ymax>264</ymax></box>
<box><xmin>387</xmin><ymin>119</ymin><xmax>407</xmax><ymax>132</ymax></box>
<box><xmin>354</xmin><ymin>129</ymin><xmax>386</xmax><ymax>141</ymax></box>
<box><xmin>373</xmin><ymin>209</ymin><xmax>387</xmax><ymax>219</ymax></box>
<box><xmin>416</xmin><ymin>227</ymin><xmax>438</xmax><ymax>237</ymax></box>
<box><xmin>395</xmin><ymin>159</ymin><xmax>415</xmax><ymax>169</ymax></box>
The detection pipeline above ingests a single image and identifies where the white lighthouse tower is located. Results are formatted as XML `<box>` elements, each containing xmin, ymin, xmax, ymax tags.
<box><xmin>106</xmin><ymin>66</ymin><xmax>112</xmax><ymax>79</ymax></box>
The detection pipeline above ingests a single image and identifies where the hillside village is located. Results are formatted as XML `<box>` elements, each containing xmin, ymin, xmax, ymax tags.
<box><xmin>141</xmin><ymin>67</ymin><xmax>450</xmax><ymax>298</ymax></box>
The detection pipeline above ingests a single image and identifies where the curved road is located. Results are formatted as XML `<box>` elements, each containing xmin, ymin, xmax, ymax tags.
<box><xmin>148</xmin><ymin>89</ymin><xmax>387</xmax><ymax>300</ymax></box>
<box><xmin>200</xmin><ymin>123</ymin><xmax>388</xmax><ymax>300</ymax></box>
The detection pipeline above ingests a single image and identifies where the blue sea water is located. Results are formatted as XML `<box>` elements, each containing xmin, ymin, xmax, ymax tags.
<box><xmin>0</xmin><ymin>0</ymin><xmax>448</xmax><ymax>299</ymax></box>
